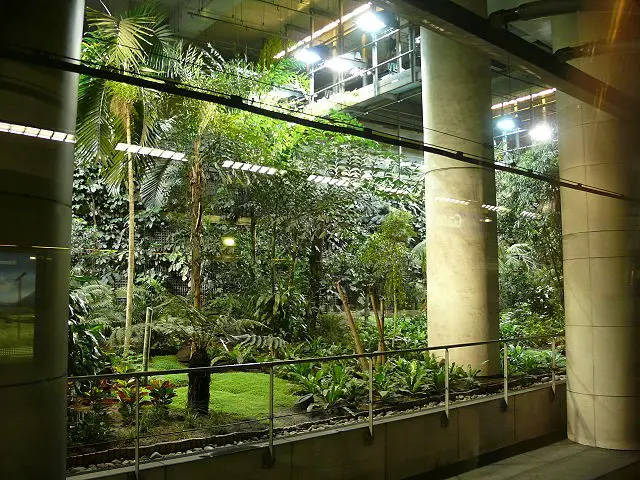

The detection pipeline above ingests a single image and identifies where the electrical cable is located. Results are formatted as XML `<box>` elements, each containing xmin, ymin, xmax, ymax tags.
<box><xmin>0</xmin><ymin>43</ymin><xmax>632</xmax><ymax>203</ymax></box>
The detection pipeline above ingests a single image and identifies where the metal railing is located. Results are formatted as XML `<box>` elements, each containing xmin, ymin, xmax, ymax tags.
<box><xmin>67</xmin><ymin>333</ymin><xmax>565</xmax><ymax>478</ymax></box>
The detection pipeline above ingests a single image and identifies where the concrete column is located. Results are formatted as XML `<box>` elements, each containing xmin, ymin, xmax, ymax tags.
<box><xmin>0</xmin><ymin>1</ymin><xmax>84</xmax><ymax>478</ymax></box>
<box><xmin>553</xmin><ymin>11</ymin><xmax>640</xmax><ymax>449</ymax></box>
<box><xmin>420</xmin><ymin>0</ymin><xmax>499</xmax><ymax>374</ymax></box>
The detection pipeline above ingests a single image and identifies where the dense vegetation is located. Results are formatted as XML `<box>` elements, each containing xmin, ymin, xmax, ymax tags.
<box><xmin>66</xmin><ymin>4</ymin><xmax>564</xmax><ymax>452</ymax></box>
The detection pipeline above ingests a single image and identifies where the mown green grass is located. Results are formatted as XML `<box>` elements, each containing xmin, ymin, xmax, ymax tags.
<box><xmin>171</xmin><ymin>372</ymin><xmax>296</xmax><ymax>419</ymax></box>
<box><xmin>149</xmin><ymin>355</ymin><xmax>188</xmax><ymax>386</ymax></box>
<box><xmin>149</xmin><ymin>355</ymin><xmax>297</xmax><ymax>419</ymax></box>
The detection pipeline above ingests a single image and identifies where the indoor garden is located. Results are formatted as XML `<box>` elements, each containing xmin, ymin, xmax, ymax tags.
<box><xmin>64</xmin><ymin>5</ymin><xmax>565</xmax><ymax>473</ymax></box>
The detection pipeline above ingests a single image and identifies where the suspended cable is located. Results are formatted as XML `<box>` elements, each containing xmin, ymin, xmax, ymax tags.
<box><xmin>0</xmin><ymin>43</ymin><xmax>632</xmax><ymax>203</ymax></box>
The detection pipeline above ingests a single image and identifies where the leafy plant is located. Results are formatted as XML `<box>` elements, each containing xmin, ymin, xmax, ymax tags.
<box><xmin>148</xmin><ymin>379</ymin><xmax>177</xmax><ymax>411</ymax></box>
<box><xmin>396</xmin><ymin>359</ymin><xmax>429</xmax><ymax>395</ymax></box>
<box><xmin>113</xmin><ymin>379</ymin><xmax>151</xmax><ymax>425</ymax></box>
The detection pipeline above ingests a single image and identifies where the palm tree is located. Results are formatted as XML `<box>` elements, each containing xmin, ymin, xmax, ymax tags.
<box><xmin>76</xmin><ymin>4</ymin><xmax>172</xmax><ymax>355</ymax></box>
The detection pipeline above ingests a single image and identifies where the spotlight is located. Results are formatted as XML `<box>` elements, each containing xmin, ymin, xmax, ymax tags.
<box><xmin>529</xmin><ymin>123</ymin><xmax>553</xmax><ymax>142</ymax></box>
<box><xmin>294</xmin><ymin>47</ymin><xmax>321</xmax><ymax>64</ymax></box>
<box><xmin>356</xmin><ymin>11</ymin><xmax>386</xmax><ymax>33</ymax></box>
<box><xmin>222</xmin><ymin>237</ymin><xmax>236</xmax><ymax>247</ymax></box>
<box><xmin>325</xmin><ymin>57</ymin><xmax>352</xmax><ymax>73</ymax></box>
<box><xmin>496</xmin><ymin>117</ymin><xmax>515</xmax><ymax>132</ymax></box>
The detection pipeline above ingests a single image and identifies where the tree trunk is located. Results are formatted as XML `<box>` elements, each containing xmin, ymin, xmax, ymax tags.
<box><xmin>392</xmin><ymin>287</ymin><xmax>398</xmax><ymax>349</ymax></box>
<box><xmin>250</xmin><ymin>215</ymin><xmax>257</xmax><ymax>265</ymax></box>
<box><xmin>190</xmin><ymin>136</ymin><xmax>203</xmax><ymax>309</ymax></box>
<box><xmin>288</xmin><ymin>234</ymin><xmax>298</xmax><ymax>288</ymax></box>
<box><xmin>187</xmin><ymin>344</ymin><xmax>211</xmax><ymax>415</ymax></box>
<box><xmin>123</xmin><ymin>112</ymin><xmax>135</xmax><ymax>357</ymax></box>
<box><xmin>369</xmin><ymin>290</ymin><xmax>386</xmax><ymax>364</ymax></box>
<box><xmin>336</xmin><ymin>282</ymin><xmax>368</xmax><ymax>371</ymax></box>
<box><xmin>270</xmin><ymin>221</ymin><xmax>277</xmax><ymax>294</ymax></box>
<box><xmin>308</xmin><ymin>230</ymin><xmax>323</xmax><ymax>332</ymax></box>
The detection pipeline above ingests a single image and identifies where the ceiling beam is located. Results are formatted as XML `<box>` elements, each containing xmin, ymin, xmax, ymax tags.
<box><xmin>378</xmin><ymin>0</ymin><xmax>638</xmax><ymax>118</ymax></box>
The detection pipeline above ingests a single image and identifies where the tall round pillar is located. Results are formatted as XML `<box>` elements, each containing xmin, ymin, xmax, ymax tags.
<box><xmin>0</xmin><ymin>1</ymin><xmax>84</xmax><ymax>477</ymax></box>
<box><xmin>420</xmin><ymin>0</ymin><xmax>499</xmax><ymax>374</ymax></box>
<box><xmin>553</xmin><ymin>10</ymin><xmax>640</xmax><ymax>449</ymax></box>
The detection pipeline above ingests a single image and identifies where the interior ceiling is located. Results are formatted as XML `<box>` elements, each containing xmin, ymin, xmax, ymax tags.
<box><xmin>86</xmin><ymin>0</ymin><xmax>554</xmax><ymax>134</ymax></box>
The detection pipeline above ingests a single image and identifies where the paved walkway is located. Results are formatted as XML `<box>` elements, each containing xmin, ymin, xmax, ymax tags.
<box><xmin>450</xmin><ymin>440</ymin><xmax>640</xmax><ymax>480</ymax></box>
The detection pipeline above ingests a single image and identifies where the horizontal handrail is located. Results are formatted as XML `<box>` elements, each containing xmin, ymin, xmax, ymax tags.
<box><xmin>68</xmin><ymin>333</ymin><xmax>564</xmax><ymax>382</ymax></box>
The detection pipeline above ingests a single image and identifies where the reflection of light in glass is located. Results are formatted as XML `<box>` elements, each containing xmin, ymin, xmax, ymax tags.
<box><xmin>29</xmin><ymin>257</ymin><xmax>36</xmax><ymax>260</ymax></box>
<box><xmin>356</xmin><ymin>11</ymin><xmax>386</xmax><ymax>32</ymax></box>
<box><xmin>294</xmin><ymin>48</ymin><xmax>322</xmax><ymax>64</ymax></box>
<box><xmin>307</xmin><ymin>174</ymin><xmax>350</xmax><ymax>188</ymax></box>
<box><xmin>222</xmin><ymin>237</ymin><xmax>236</xmax><ymax>247</ymax></box>
<box><xmin>435</xmin><ymin>196</ymin><xmax>470</xmax><ymax>206</ymax></box>
<box><xmin>496</xmin><ymin>117</ymin><xmax>515</xmax><ymax>132</ymax></box>
<box><xmin>274</xmin><ymin>3</ymin><xmax>372</xmax><ymax>59</ymax></box>
<box><xmin>529</xmin><ymin>124</ymin><xmax>553</xmax><ymax>142</ymax></box>
<box><xmin>221</xmin><ymin>160</ymin><xmax>279</xmax><ymax>175</ymax></box>
<box><xmin>115</xmin><ymin>143</ymin><xmax>185</xmax><ymax>161</ymax></box>
<box><xmin>0</xmin><ymin>121</ymin><xmax>75</xmax><ymax>143</ymax></box>
<box><xmin>325</xmin><ymin>57</ymin><xmax>352</xmax><ymax>72</ymax></box>
<box><xmin>492</xmin><ymin>88</ymin><xmax>557</xmax><ymax>110</ymax></box>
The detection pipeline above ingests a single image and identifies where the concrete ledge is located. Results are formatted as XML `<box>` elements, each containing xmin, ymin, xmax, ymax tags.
<box><xmin>71</xmin><ymin>383</ymin><xmax>566</xmax><ymax>480</ymax></box>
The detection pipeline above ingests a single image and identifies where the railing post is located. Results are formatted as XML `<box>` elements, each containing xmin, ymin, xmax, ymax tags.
<box><xmin>368</xmin><ymin>354</ymin><xmax>374</xmax><ymax>437</ymax></box>
<box><xmin>268</xmin><ymin>366</ymin><xmax>274</xmax><ymax>462</ymax></box>
<box><xmin>551</xmin><ymin>337</ymin><xmax>557</xmax><ymax>394</ymax></box>
<box><xmin>135</xmin><ymin>375</ymin><xmax>140</xmax><ymax>479</ymax></box>
<box><xmin>372</xmin><ymin>32</ymin><xmax>379</xmax><ymax>96</ymax></box>
<box><xmin>503</xmin><ymin>342</ymin><xmax>509</xmax><ymax>409</ymax></box>
<box><xmin>444</xmin><ymin>348</ymin><xmax>450</xmax><ymax>419</ymax></box>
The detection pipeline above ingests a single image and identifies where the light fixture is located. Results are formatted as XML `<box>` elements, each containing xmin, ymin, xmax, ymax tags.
<box><xmin>222</xmin><ymin>237</ymin><xmax>236</xmax><ymax>247</ymax></box>
<box><xmin>496</xmin><ymin>117</ymin><xmax>516</xmax><ymax>132</ymax></box>
<box><xmin>115</xmin><ymin>143</ymin><xmax>186</xmax><ymax>161</ymax></box>
<box><xmin>435</xmin><ymin>196</ymin><xmax>470</xmax><ymax>206</ymax></box>
<box><xmin>356</xmin><ymin>11</ymin><xmax>386</xmax><ymax>33</ymax></box>
<box><xmin>529</xmin><ymin>123</ymin><xmax>553</xmax><ymax>142</ymax></box>
<box><xmin>0</xmin><ymin>121</ymin><xmax>76</xmax><ymax>143</ymax></box>
<box><xmin>221</xmin><ymin>160</ymin><xmax>279</xmax><ymax>175</ymax></box>
<box><xmin>325</xmin><ymin>57</ymin><xmax>352</xmax><ymax>73</ymax></box>
<box><xmin>307</xmin><ymin>174</ymin><xmax>350</xmax><ymax>188</ymax></box>
<box><xmin>294</xmin><ymin>48</ymin><xmax>322</xmax><ymax>64</ymax></box>
<box><xmin>274</xmin><ymin>3</ymin><xmax>372</xmax><ymax>59</ymax></box>
<box><xmin>492</xmin><ymin>88</ymin><xmax>557</xmax><ymax>110</ymax></box>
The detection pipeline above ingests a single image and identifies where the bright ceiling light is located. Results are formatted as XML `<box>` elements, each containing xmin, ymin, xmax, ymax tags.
<box><xmin>356</xmin><ymin>11</ymin><xmax>386</xmax><ymax>33</ymax></box>
<box><xmin>222</xmin><ymin>237</ymin><xmax>236</xmax><ymax>247</ymax></box>
<box><xmin>115</xmin><ymin>143</ymin><xmax>186</xmax><ymax>161</ymax></box>
<box><xmin>529</xmin><ymin>123</ymin><xmax>553</xmax><ymax>142</ymax></box>
<box><xmin>325</xmin><ymin>57</ymin><xmax>352</xmax><ymax>73</ymax></box>
<box><xmin>0</xmin><ymin>121</ymin><xmax>75</xmax><ymax>143</ymax></box>
<box><xmin>274</xmin><ymin>3</ymin><xmax>371</xmax><ymax>59</ymax></box>
<box><xmin>294</xmin><ymin>48</ymin><xmax>321</xmax><ymax>64</ymax></box>
<box><xmin>496</xmin><ymin>117</ymin><xmax>516</xmax><ymax>132</ymax></box>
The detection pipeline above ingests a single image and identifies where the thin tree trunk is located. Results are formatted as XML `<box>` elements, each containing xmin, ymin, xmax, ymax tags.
<box><xmin>308</xmin><ymin>229</ymin><xmax>323</xmax><ymax>332</ymax></box>
<box><xmin>270</xmin><ymin>221</ymin><xmax>277</xmax><ymax>294</ymax></box>
<box><xmin>250</xmin><ymin>215</ymin><xmax>257</xmax><ymax>264</ymax></box>
<box><xmin>336</xmin><ymin>281</ymin><xmax>368</xmax><ymax>372</ymax></box>
<box><xmin>288</xmin><ymin>234</ymin><xmax>298</xmax><ymax>288</ymax></box>
<box><xmin>369</xmin><ymin>290</ymin><xmax>386</xmax><ymax>364</ymax></box>
<box><xmin>190</xmin><ymin>136</ymin><xmax>203</xmax><ymax>309</ymax></box>
<box><xmin>123</xmin><ymin>112</ymin><xmax>135</xmax><ymax>357</ymax></box>
<box><xmin>141</xmin><ymin>307</ymin><xmax>152</xmax><ymax>384</ymax></box>
<box><xmin>392</xmin><ymin>288</ymin><xmax>398</xmax><ymax>348</ymax></box>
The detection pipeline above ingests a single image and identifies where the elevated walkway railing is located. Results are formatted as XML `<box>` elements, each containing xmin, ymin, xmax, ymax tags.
<box><xmin>67</xmin><ymin>333</ymin><xmax>565</xmax><ymax>478</ymax></box>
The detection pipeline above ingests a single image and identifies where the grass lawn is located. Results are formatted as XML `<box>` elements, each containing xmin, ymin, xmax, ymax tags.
<box><xmin>150</xmin><ymin>355</ymin><xmax>297</xmax><ymax>419</ymax></box>
<box><xmin>149</xmin><ymin>355</ymin><xmax>188</xmax><ymax>386</ymax></box>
